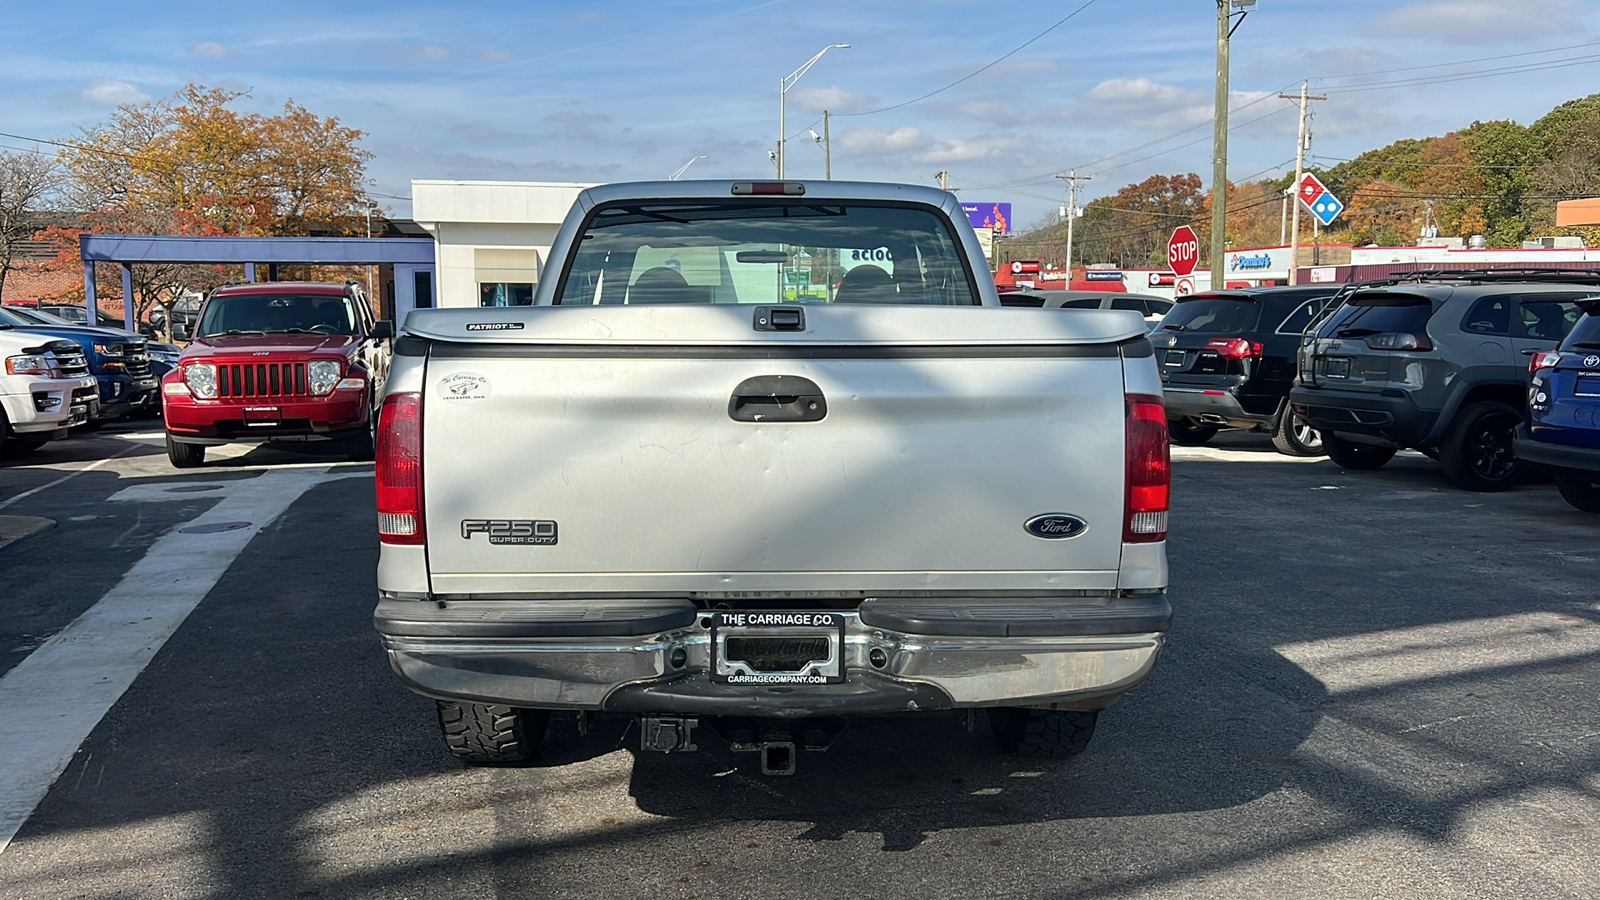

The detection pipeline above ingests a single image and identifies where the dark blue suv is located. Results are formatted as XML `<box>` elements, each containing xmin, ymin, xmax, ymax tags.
<box><xmin>1515</xmin><ymin>296</ymin><xmax>1600</xmax><ymax>512</ymax></box>
<box><xmin>0</xmin><ymin>306</ymin><xmax>158</xmax><ymax>422</ymax></box>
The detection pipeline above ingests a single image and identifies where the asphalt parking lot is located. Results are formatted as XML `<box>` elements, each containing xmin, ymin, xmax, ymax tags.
<box><xmin>1</xmin><ymin>424</ymin><xmax>1597</xmax><ymax>899</ymax></box>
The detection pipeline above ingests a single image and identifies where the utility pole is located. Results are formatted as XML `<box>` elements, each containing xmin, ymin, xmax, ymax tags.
<box><xmin>1279</xmin><ymin>81</ymin><xmax>1326</xmax><ymax>285</ymax></box>
<box><xmin>1279</xmin><ymin>188</ymin><xmax>1289</xmax><ymax>246</ymax></box>
<box><xmin>1211</xmin><ymin>1</ymin><xmax>1256</xmax><ymax>289</ymax></box>
<box><xmin>1056</xmin><ymin>170</ymin><xmax>1091</xmax><ymax>276</ymax></box>
<box><xmin>937</xmin><ymin>171</ymin><xmax>948</xmax><ymax>191</ymax></box>
<box><xmin>823</xmin><ymin>110</ymin><xmax>831</xmax><ymax>180</ymax></box>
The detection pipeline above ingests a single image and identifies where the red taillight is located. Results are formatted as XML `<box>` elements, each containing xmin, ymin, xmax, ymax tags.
<box><xmin>376</xmin><ymin>392</ymin><xmax>423</xmax><ymax>545</ymax></box>
<box><xmin>1125</xmin><ymin>393</ymin><xmax>1169</xmax><ymax>543</ymax></box>
<box><xmin>1203</xmin><ymin>337</ymin><xmax>1261</xmax><ymax>360</ymax></box>
<box><xmin>1529</xmin><ymin>349</ymin><xmax>1562</xmax><ymax>374</ymax></box>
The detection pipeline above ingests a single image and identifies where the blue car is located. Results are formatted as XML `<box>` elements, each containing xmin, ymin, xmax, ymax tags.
<box><xmin>0</xmin><ymin>306</ymin><xmax>159</xmax><ymax>422</ymax></box>
<box><xmin>1516</xmin><ymin>296</ymin><xmax>1600</xmax><ymax>512</ymax></box>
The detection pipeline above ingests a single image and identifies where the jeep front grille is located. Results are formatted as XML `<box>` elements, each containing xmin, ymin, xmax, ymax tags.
<box><xmin>216</xmin><ymin>362</ymin><xmax>309</xmax><ymax>398</ymax></box>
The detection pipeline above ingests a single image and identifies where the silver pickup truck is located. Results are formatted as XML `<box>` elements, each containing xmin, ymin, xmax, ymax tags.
<box><xmin>373</xmin><ymin>180</ymin><xmax>1170</xmax><ymax>774</ymax></box>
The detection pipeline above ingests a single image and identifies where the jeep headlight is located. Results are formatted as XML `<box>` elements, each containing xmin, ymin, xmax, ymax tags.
<box><xmin>307</xmin><ymin>360</ymin><xmax>341</xmax><ymax>395</ymax></box>
<box><xmin>183</xmin><ymin>362</ymin><xmax>218</xmax><ymax>399</ymax></box>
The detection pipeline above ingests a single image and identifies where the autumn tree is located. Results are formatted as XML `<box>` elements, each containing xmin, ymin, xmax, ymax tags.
<box><xmin>1073</xmin><ymin>173</ymin><xmax>1205</xmax><ymax>268</ymax></box>
<box><xmin>56</xmin><ymin>84</ymin><xmax>374</xmax><ymax>320</ymax></box>
<box><xmin>0</xmin><ymin>149</ymin><xmax>58</xmax><ymax>300</ymax></box>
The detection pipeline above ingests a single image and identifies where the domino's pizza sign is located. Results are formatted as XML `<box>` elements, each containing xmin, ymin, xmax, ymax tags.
<box><xmin>1297</xmin><ymin>172</ymin><xmax>1343</xmax><ymax>227</ymax></box>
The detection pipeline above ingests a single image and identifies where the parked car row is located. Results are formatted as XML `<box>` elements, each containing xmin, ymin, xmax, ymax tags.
<box><xmin>1140</xmin><ymin>269</ymin><xmax>1600</xmax><ymax>513</ymax></box>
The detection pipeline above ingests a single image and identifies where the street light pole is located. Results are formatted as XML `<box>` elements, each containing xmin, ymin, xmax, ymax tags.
<box><xmin>779</xmin><ymin>44</ymin><xmax>849</xmax><ymax>178</ymax></box>
<box><xmin>669</xmin><ymin>155</ymin><xmax>707</xmax><ymax>180</ymax></box>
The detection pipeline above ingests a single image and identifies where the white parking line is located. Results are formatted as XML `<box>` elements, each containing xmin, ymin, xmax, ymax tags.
<box><xmin>0</xmin><ymin>445</ymin><xmax>137</xmax><ymax>513</ymax></box>
<box><xmin>0</xmin><ymin>466</ymin><xmax>337</xmax><ymax>854</ymax></box>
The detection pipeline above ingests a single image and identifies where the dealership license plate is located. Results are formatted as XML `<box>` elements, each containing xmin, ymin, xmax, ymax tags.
<box><xmin>1325</xmin><ymin>358</ymin><xmax>1351</xmax><ymax>378</ymax></box>
<box><xmin>1576</xmin><ymin>375</ymin><xmax>1600</xmax><ymax>398</ymax></box>
<box><xmin>709</xmin><ymin>611</ymin><xmax>846</xmax><ymax>684</ymax></box>
<box><xmin>242</xmin><ymin>406</ymin><xmax>281</xmax><ymax>426</ymax></box>
<box><xmin>1163</xmin><ymin>350</ymin><xmax>1186</xmax><ymax>367</ymax></box>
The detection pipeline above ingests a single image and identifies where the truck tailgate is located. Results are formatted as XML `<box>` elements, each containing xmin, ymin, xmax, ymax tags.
<box><xmin>412</xmin><ymin>305</ymin><xmax>1140</xmax><ymax>595</ymax></box>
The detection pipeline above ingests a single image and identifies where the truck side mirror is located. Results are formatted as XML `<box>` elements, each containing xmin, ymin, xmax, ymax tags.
<box><xmin>369</xmin><ymin>320</ymin><xmax>395</xmax><ymax>341</ymax></box>
<box><xmin>172</xmin><ymin>321</ymin><xmax>191</xmax><ymax>342</ymax></box>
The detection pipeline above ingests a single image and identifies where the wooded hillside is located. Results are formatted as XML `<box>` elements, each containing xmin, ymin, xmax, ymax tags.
<box><xmin>1007</xmin><ymin>92</ymin><xmax>1600</xmax><ymax>269</ymax></box>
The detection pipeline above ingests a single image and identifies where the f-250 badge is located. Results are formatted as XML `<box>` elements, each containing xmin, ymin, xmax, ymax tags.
<box><xmin>461</xmin><ymin>519</ymin><xmax>557</xmax><ymax>545</ymax></box>
<box><xmin>437</xmin><ymin>372</ymin><xmax>490</xmax><ymax>403</ymax></box>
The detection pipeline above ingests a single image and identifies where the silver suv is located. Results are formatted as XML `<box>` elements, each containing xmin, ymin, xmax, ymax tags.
<box><xmin>1290</xmin><ymin>270</ymin><xmax>1595</xmax><ymax>491</ymax></box>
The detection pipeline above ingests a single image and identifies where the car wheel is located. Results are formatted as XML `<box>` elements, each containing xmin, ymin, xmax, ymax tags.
<box><xmin>1555</xmin><ymin>476</ymin><xmax>1600</xmax><ymax>513</ymax></box>
<box><xmin>1271</xmin><ymin>403</ymin><xmax>1325</xmax><ymax>457</ymax></box>
<box><xmin>1167</xmin><ymin>417</ymin><xmax>1219</xmax><ymax>446</ymax></box>
<box><xmin>166</xmin><ymin>434</ymin><xmax>205</xmax><ymax>468</ymax></box>
<box><xmin>988</xmin><ymin>708</ymin><xmax>1099</xmax><ymax>758</ymax></box>
<box><xmin>346</xmin><ymin>402</ymin><xmax>376</xmax><ymax>462</ymax></box>
<box><xmin>1323</xmin><ymin>433</ymin><xmax>1397</xmax><ymax>470</ymax></box>
<box><xmin>437</xmin><ymin>701</ymin><xmax>549</xmax><ymax>766</ymax></box>
<box><xmin>1438</xmin><ymin>400</ymin><xmax>1521</xmax><ymax>492</ymax></box>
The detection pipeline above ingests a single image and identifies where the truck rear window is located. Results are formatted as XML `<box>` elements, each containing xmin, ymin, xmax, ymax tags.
<box><xmin>1315</xmin><ymin>292</ymin><xmax>1434</xmax><ymax>339</ymax></box>
<box><xmin>555</xmin><ymin>202</ymin><xmax>977</xmax><ymax>306</ymax></box>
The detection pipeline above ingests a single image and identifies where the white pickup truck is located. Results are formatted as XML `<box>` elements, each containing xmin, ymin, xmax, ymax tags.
<box><xmin>373</xmin><ymin>180</ymin><xmax>1170</xmax><ymax>774</ymax></box>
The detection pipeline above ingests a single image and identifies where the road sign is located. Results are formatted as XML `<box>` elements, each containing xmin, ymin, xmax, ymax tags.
<box><xmin>1297</xmin><ymin>173</ymin><xmax>1326</xmax><ymax>207</ymax></box>
<box><xmin>1309</xmin><ymin>192</ymin><xmax>1344</xmax><ymax>227</ymax></box>
<box><xmin>1174</xmin><ymin>276</ymin><xmax>1195</xmax><ymax>297</ymax></box>
<box><xmin>1167</xmin><ymin>226</ymin><xmax>1199</xmax><ymax>277</ymax></box>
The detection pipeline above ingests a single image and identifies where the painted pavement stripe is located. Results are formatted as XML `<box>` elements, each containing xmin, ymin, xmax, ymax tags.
<box><xmin>0</xmin><ymin>466</ymin><xmax>334</xmax><ymax>854</ymax></box>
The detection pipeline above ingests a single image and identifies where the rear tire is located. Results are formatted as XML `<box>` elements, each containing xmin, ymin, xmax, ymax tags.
<box><xmin>989</xmin><ymin>708</ymin><xmax>1099</xmax><ymax>758</ymax></box>
<box><xmin>1438</xmin><ymin>400</ymin><xmax>1521</xmax><ymax>492</ymax></box>
<box><xmin>437</xmin><ymin>701</ymin><xmax>549</xmax><ymax>766</ymax></box>
<box><xmin>1167</xmin><ymin>418</ymin><xmax>1218</xmax><ymax>446</ymax></box>
<box><xmin>1270</xmin><ymin>403</ymin><xmax>1325</xmax><ymax>457</ymax></box>
<box><xmin>165</xmin><ymin>434</ymin><xmax>205</xmax><ymax>468</ymax></box>
<box><xmin>1555</xmin><ymin>476</ymin><xmax>1600</xmax><ymax>513</ymax></box>
<box><xmin>1323</xmin><ymin>434</ymin><xmax>1397</xmax><ymax>470</ymax></box>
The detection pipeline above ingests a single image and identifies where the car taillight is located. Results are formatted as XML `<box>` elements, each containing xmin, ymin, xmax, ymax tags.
<box><xmin>1529</xmin><ymin>349</ymin><xmax>1562</xmax><ymax>374</ymax></box>
<box><xmin>376</xmin><ymin>392</ymin><xmax>423</xmax><ymax>545</ymax></box>
<box><xmin>1125</xmin><ymin>393</ymin><xmax>1169</xmax><ymax>543</ymax></box>
<box><xmin>1364</xmin><ymin>332</ymin><xmax>1433</xmax><ymax>351</ymax></box>
<box><xmin>1203</xmin><ymin>337</ymin><xmax>1262</xmax><ymax>359</ymax></box>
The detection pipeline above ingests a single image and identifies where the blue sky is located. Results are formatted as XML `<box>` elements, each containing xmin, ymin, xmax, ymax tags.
<box><xmin>2</xmin><ymin>0</ymin><xmax>1598</xmax><ymax>228</ymax></box>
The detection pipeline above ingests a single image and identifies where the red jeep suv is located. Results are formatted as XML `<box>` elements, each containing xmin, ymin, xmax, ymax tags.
<box><xmin>161</xmin><ymin>281</ymin><xmax>393</xmax><ymax>468</ymax></box>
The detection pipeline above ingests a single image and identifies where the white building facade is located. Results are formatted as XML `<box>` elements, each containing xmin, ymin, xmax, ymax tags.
<box><xmin>408</xmin><ymin>180</ymin><xmax>594</xmax><ymax>312</ymax></box>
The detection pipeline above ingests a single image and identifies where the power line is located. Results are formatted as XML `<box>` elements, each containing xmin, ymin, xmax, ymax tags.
<box><xmin>835</xmin><ymin>0</ymin><xmax>1100</xmax><ymax>118</ymax></box>
<box><xmin>1309</xmin><ymin>39</ymin><xmax>1600</xmax><ymax>82</ymax></box>
<box><xmin>1319</xmin><ymin>53</ymin><xmax>1600</xmax><ymax>95</ymax></box>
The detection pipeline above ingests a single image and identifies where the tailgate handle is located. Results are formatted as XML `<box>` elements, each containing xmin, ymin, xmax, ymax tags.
<box><xmin>728</xmin><ymin>375</ymin><xmax>827</xmax><ymax>423</ymax></box>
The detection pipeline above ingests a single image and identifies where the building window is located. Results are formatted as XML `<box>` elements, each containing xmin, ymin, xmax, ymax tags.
<box><xmin>480</xmin><ymin>282</ymin><xmax>534</xmax><ymax>306</ymax></box>
<box><xmin>475</xmin><ymin>248</ymin><xmax>540</xmax><ymax>307</ymax></box>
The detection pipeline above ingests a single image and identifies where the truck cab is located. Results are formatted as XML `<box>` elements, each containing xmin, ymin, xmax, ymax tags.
<box><xmin>161</xmin><ymin>281</ymin><xmax>393</xmax><ymax>467</ymax></box>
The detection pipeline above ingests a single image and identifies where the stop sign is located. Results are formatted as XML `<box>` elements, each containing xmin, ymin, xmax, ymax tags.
<box><xmin>1167</xmin><ymin>226</ymin><xmax>1199</xmax><ymax>277</ymax></box>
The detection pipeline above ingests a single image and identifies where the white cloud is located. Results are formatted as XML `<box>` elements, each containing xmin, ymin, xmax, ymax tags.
<box><xmin>190</xmin><ymin>41</ymin><xmax>233</xmax><ymax>58</ymax></box>
<box><xmin>1078</xmin><ymin>78</ymin><xmax>1212</xmax><ymax>130</ymax></box>
<box><xmin>420</xmin><ymin>45</ymin><xmax>449</xmax><ymax>60</ymax></box>
<box><xmin>839</xmin><ymin>126</ymin><xmax>932</xmax><ymax>157</ymax></box>
<box><xmin>918</xmin><ymin>136</ymin><xmax>1031</xmax><ymax>165</ymax></box>
<box><xmin>82</xmin><ymin>79</ymin><xmax>148</xmax><ymax>106</ymax></box>
<box><xmin>1368</xmin><ymin>0</ymin><xmax>1580</xmax><ymax>44</ymax></box>
<box><xmin>788</xmin><ymin>86</ymin><xmax>878</xmax><ymax>115</ymax></box>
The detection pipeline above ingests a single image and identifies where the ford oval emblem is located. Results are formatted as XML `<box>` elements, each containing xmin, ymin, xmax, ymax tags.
<box><xmin>1025</xmin><ymin>514</ymin><xmax>1089</xmax><ymax>540</ymax></box>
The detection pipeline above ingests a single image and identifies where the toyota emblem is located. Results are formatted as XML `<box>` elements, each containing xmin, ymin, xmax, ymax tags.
<box><xmin>1585</xmin><ymin>354</ymin><xmax>1600</xmax><ymax>369</ymax></box>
